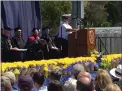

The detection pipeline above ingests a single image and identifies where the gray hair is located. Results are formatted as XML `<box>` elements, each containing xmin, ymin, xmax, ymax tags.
<box><xmin>72</xmin><ymin>63</ymin><xmax>85</xmax><ymax>79</ymax></box>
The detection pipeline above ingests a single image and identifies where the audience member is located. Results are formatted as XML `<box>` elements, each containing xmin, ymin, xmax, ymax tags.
<box><xmin>1</xmin><ymin>76</ymin><xmax>12</xmax><ymax>91</ymax></box>
<box><xmin>95</xmin><ymin>69</ymin><xmax>113</xmax><ymax>91</ymax></box>
<box><xmin>20</xmin><ymin>67</ymin><xmax>28</xmax><ymax>76</ymax></box>
<box><xmin>30</xmin><ymin>68</ymin><xmax>37</xmax><ymax>77</ymax></box>
<box><xmin>109</xmin><ymin>64</ymin><xmax>122</xmax><ymax>81</ymax></box>
<box><xmin>118</xmin><ymin>78</ymin><xmax>122</xmax><ymax>90</ymax></box>
<box><xmin>77</xmin><ymin>72</ymin><xmax>91</xmax><ymax>80</ymax></box>
<box><xmin>77</xmin><ymin>76</ymin><xmax>93</xmax><ymax>91</ymax></box>
<box><xmin>114</xmin><ymin>78</ymin><xmax>122</xmax><ymax>90</ymax></box>
<box><xmin>18</xmin><ymin>75</ymin><xmax>34</xmax><ymax>91</ymax></box>
<box><xmin>48</xmin><ymin>80</ymin><xmax>64</xmax><ymax>91</ymax></box>
<box><xmin>2</xmin><ymin>71</ymin><xmax>19</xmax><ymax>91</ymax></box>
<box><xmin>104</xmin><ymin>83</ymin><xmax>121</xmax><ymax>91</ymax></box>
<box><xmin>50</xmin><ymin>69</ymin><xmax>61</xmax><ymax>81</ymax></box>
<box><xmin>77</xmin><ymin>72</ymin><xmax>94</xmax><ymax>91</ymax></box>
<box><xmin>32</xmin><ymin>72</ymin><xmax>47</xmax><ymax>91</ymax></box>
<box><xmin>64</xmin><ymin>63</ymin><xmax>85</xmax><ymax>91</ymax></box>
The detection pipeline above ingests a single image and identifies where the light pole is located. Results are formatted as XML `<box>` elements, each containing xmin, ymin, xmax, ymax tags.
<box><xmin>71</xmin><ymin>1</ymin><xmax>84</xmax><ymax>29</ymax></box>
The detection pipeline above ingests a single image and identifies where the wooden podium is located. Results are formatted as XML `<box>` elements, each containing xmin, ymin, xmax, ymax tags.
<box><xmin>68</xmin><ymin>29</ymin><xmax>96</xmax><ymax>57</ymax></box>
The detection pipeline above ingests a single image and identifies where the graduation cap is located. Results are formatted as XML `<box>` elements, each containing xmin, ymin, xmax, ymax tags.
<box><xmin>4</xmin><ymin>26</ymin><xmax>12</xmax><ymax>31</ymax></box>
<box><xmin>14</xmin><ymin>27</ymin><xmax>21</xmax><ymax>32</ymax></box>
<box><xmin>31</xmin><ymin>28</ymin><xmax>38</xmax><ymax>32</ymax></box>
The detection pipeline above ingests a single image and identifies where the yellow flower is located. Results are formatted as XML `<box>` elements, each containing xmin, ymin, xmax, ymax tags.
<box><xmin>13</xmin><ymin>69</ymin><xmax>20</xmax><ymax>74</ymax></box>
<box><xmin>1</xmin><ymin>53</ymin><xmax>122</xmax><ymax>75</ymax></box>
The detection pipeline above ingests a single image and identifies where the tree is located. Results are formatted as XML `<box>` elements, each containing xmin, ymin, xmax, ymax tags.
<box><xmin>84</xmin><ymin>1</ymin><xmax>122</xmax><ymax>27</ymax></box>
<box><xmin>40</xmin><ymin>1</ymin><xmax>72</xmax><ymax>35</ymax></box>
<box><xmin>105</xmin><ymin>1</ymin><xmax>122</xmax><ymax>26</ymax></box>
<box><xmin>84</xmin><ymin>1</ymin><xmax>108</xmax><ymax>27</ymax></box>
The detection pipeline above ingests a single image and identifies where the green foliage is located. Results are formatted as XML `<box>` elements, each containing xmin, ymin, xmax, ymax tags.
<box><xmin>84</xmin><ymin>1</ymin><xmax>122</xmax><ymax>27</ymax></box>
<box><xmin>100</xmin><ymin>62</ymin><xmax>110</xmax><ymax>69</ymax></box>
<box><xmin>40</xmin><ymin>1</ymin><xmax>72</xmax><ymax>35</ymax></box>
<box><xmin>84</xmin><ymin>1</ymin><xmax>108</xmax><ymax>27</ymax></box>
<box><xmin>40</xmin><ymin>1</ymin><xmax>121</xmax><ymax>30</ymax></box>
<box><xmin>101</xmin><ymin>21</ymin><xmax>112</xmax><ymax>27</ymax></box>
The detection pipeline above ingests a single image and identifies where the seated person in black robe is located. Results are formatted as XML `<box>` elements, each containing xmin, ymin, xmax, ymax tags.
<box><xmin>1</xmin><ymin>27</ymin><xmax>19</xmax><ymax>62</ymax></box>
<box><xmin>11</xmin><ymin>27</ymin><xmax>26</xmax><ymax>61</ymax></box>
<box><xmin>25</xmin><ymin>28</ymin><xmax>47</xmax><ymax>60</ymax></box>
<box><xmin>11</xmin><ymin>27</ymin><xmax>25</xmax><ymax>49</ymax></box>
<box><xmin>41</xmin><ymin>26</ymin><xmax>60</xmax><ymax>59</ymax></box>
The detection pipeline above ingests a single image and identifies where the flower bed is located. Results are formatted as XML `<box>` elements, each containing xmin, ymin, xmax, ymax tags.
<box><xmin>1</xmin><ymin>54</ymin><xmax>122</xmax><ymax>75</ymax></box>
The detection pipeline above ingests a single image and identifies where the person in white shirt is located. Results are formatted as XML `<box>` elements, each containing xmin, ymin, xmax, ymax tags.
<box><xmin>57</xmin><ymin>16</ymin><xmax>72</xmax><ymax>57</ymax></box>
<box><xmin>58</xmin><ymin>16</ymin><xmax>72</xmax><ymax>40</ymax></box>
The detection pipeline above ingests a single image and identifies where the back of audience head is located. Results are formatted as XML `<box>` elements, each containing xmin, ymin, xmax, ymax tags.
<box><xmin>18</xmin><ymin>75</ymin><xmax>33</xmax><ymax>91</ymax></box>
<box><xmin>104</xmin><ymin>83</ymin><xmax>121</xmax><ymax>91</ymax></box>
<box><xmin>109</xmin><ymin>64</ymin><xmax>122</xmax><ymax>81</ymax></box>
<box><xmin>77</xmin><ymin>72</ymin><xmax>93</xmax><ymax>91</ymax></box>
<box><xmin>32</xmin><ymin>72</ymin><xmax>45</xmax><ymax>88</ymax></box>
<box><xmin>1</xmin><ymin>76</ymin><xmax>12</xmax><ymax>91</ymax></box>
<box><xmin>2</xmin><ymin>71</ymin><xmax>16</xmax><ymax>86</ymax></box>
<box><xmin>72</xmin><ymin>63</ymin><xmax>85</xmax><ymax>79</ymax></box>
<box><xmin>77</xmin><ymin>72</ymin><xmax>91</xmax><ymax>80</ymax></box>
<box><xmin>95</xmin><ymin>69</ymin><xmax>112</xmax><ymax>90</ymax></box>
<box><xmin>114</xmin><ymin>78</ymin><xmax>122</xmax><ymax>90</ymax></box>
<box><xmin>30</xmin><ymin>68</ymin><xmax>37</xmax><ymax>77</ymax></box>
<box><xmin>119</xmin><ymin>78</ymin><xmax>122</xmax><ymax>90</ymax></box>
<box><xmin>50</xmin><ymin>70</ymin><xmax>61</xmax><ymax>81</ymax></box>
<box><xmin>48</xmin><ymin>80</ymin><xmax>64</xmax><ymax>91</ymax></box>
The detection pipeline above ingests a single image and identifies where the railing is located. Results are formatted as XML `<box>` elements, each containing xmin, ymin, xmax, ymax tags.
<box><xmin>88</xmin><ymin>27</ymin><xmax>122</xmax><ymax>54</ymax></box>
<box><xmin>96</xmin><ymin>36</ymin><xmax>122</xmax><ymax>54</ymax></box>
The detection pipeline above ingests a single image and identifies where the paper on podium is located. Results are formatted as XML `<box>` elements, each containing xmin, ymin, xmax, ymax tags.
<box><xmin>66</xmin><ymin>29</ymin><xmax>79</xmax><ymax>32</ymax></box>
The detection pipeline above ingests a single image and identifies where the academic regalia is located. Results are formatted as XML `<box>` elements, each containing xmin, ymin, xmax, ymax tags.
<box><xmin>25</xmin><ymin>35</ymin><xmax>44</xmax><ymax>60</ymax></box>
<box><xmin>1</xmin><ymin>34</ymin><xmax>12</xmax><ymax>62</ymax></box>
<box><xmin>11</xmin><ymin>36</ymin><xmax>26</xmax><ymax>61</ymax></box>
<box><xmin>11</xmin><ymin>36</ymin><xmax>25</xmax><ymax>49</ymax></box>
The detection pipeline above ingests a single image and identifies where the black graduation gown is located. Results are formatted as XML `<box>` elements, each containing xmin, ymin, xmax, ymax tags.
<box><xmin>1</xmin><ymin>34</ymin><xmax>11</xmax><ymax>62</ymax></box>
<box><xmin>11</xmin><ymin>36</ymin><xmax>26</xmax><ymax>61</ymax></box>
<box><xmin>11</xmin><ymin>36</ymin><xmax>25</xmax><ymax>49</ymax></box>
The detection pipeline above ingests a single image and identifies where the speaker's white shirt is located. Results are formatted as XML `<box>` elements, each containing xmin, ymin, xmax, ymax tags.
<box><xmin>58</xmin><ymin>22</ymin><xmax>72</xmax><ymax>40</ymax></box>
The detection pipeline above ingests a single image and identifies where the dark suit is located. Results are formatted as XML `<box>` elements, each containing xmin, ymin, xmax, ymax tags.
<box><xmin>11</xmin><ymin>36</ymin><xmax>25</xmax><ymax>49</ymax></box>
<box><xmin>1</xmin><ymin>34</ymin><xmax>11</xmax><ymax>62</ymax></box>
<box><xmin>11</xmin><ymin>36</ymin><xmax>26</xmax><ymax>61</ymax></box>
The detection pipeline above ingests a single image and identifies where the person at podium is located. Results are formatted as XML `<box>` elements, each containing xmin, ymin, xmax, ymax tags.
<box><xmin>58</xmin><ymin>16</ymin><xmax>72</xmax><ymax>40</ymax></box>
<box><xmin>57</xmin><ymin>16</ymin><xmax>72</xmax><ymax>57</ymax></box>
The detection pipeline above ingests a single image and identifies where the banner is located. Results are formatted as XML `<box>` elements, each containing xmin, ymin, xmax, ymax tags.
<box><xmin>1</xmin><ymin>1</ymin><xmax>41</xmax><ymax>41</ymax></box>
